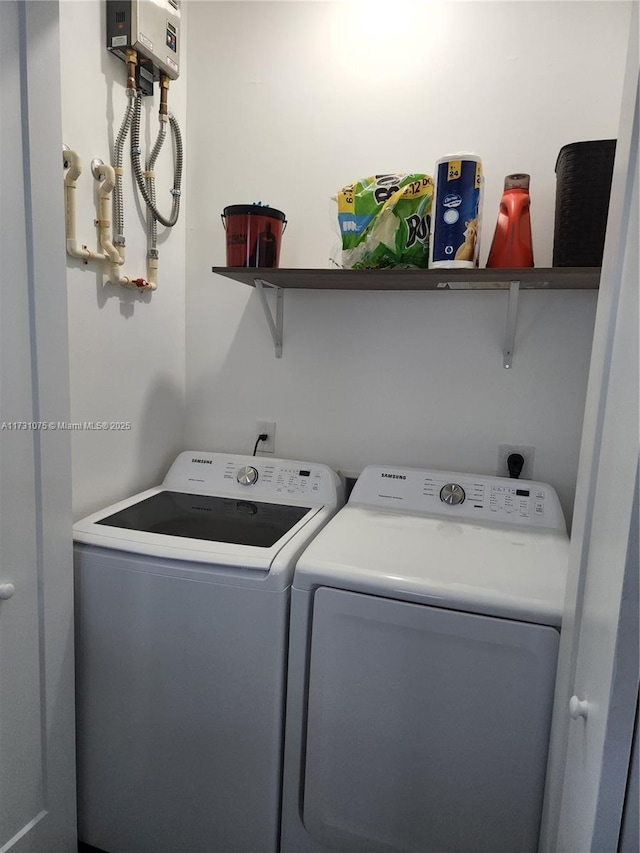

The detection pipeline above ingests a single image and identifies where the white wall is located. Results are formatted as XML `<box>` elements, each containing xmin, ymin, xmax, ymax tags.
<box><xmin>60</xmin><ymin>0</ymin><xmax>187</xmax><ymax>518</ymax></box>
<box><xmin>185</xmin><ymin>0</ymin><xmax>631</xmax><ymax>523</ymax></box>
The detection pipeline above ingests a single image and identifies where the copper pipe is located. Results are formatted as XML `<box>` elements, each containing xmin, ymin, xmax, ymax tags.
<box><xmin>159</xmin><ymin>75</ymin><xmax>169</xmax><ymax>117</ymax></box>
<box><xmin>126</xmin><ymin>49</ymin><xmax>137</xmax><ymax>91</ymax></box>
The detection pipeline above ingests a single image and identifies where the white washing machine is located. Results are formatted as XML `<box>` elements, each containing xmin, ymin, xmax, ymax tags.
<box><xmin>281</xmin><ymin>464</ymin><xmax>569</xmax><ymax>853</ymax></box>
<box><xmin>73</xmin><ymin>451</ymin><xmax>342</xmax><ymax>853</ymax></box>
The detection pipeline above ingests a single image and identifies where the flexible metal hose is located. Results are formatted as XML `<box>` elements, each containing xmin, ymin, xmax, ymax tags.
<box><xmin>146</xmin><ymin>121</ymin><xmax>167</xmax><ymax>249</ymax></box>
<box><xmin>113</xmin><ymin>91</ymin><xmax>136</xmax><ymax>241</ymax></box>
<box><xmin>131</xmin><ymin>92</ymin><xmax>183</xmax><ymax>228</ymax></box>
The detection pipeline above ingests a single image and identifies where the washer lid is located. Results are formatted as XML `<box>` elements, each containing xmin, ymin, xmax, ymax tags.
<box><xmin>96</xmin><ymin>490</ymin><xmax>311</xmax><ymax>548</ymax></box>
<box><xmin>73</xmin><ymin>452</ymin><xmax>343</xmax><ymax>570</ymax></box>
<box><xmin>294</xmin><ymin>505</ymin><xmax>569</xmax><ymax>626</ymax></box>
<box><xmin>74</xmin><ymin>487</ymin><xmax>324</xmax><ymax>569</ymax></box>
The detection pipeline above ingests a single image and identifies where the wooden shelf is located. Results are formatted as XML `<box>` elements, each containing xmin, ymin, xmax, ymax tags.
<box><xmin>211</xmin><ymin>266</ymin><xmax>601</xmax><ymax>291</ymax></box>
<box><xmin>210</xmin><ymin>266</ymin><xmax>601</xmax><ymax>363</ymax></box>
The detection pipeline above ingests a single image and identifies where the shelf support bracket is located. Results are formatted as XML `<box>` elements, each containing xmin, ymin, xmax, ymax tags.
<box><xmin>503</xmin><ymin>281</ymin><xmax>520</xmax><ymax>369</ymax></box>
<box><xmin>254</xmin><ymin>278</ymin><xmax>283</xmax><ymax>358</ymax></box>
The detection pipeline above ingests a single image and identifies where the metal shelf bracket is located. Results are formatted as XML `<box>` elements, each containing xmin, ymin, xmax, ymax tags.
<box><xmin>254</xmin><ymin>278</ymin><xmax>283</xmax><ymax>358</ymax></box>
<box><xmin>503</xmin><ymin>281</ymin><xmax>520</xmax><ymax>369</ymax></box>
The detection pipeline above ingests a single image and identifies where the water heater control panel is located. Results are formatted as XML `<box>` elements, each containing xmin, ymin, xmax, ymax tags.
<box><xmin>107</xmin><ymin>0</ymin><xmax>181</xmax><ymax>82</ymax></box>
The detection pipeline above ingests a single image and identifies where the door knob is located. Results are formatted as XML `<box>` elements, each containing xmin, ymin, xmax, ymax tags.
<box><xmin>0</xmin><ymin>583</ymin><xmax>15</xmax><ymax>601</ymax></box>
<box><xmin>569</xmin><ymin>695</ymin><xmax>589</xmax><ymax>720</ymax></box>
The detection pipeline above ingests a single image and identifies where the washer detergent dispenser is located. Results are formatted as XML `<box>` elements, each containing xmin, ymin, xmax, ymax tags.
<box><xmin>281</xmin><ymin>464</ymin><xmax>569</xmax><ymax>853</ymax></box>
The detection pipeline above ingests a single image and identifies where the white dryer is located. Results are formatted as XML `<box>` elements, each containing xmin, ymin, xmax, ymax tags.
<box><xmin>73</xmin><ymin>451</ymin><xmax>342</xmax><ymax>853</ymax></box>
<box><xmin>281</xmin><ymin>464</ymin><xmax>569</xmax><ymax>853</ymax></box>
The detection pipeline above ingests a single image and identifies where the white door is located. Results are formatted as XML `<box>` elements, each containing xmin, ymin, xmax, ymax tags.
<box><xmin>0</xmin><ymin>2</ymin><xmax>76</xmax><ymax>851</ymax></box>
<box><xmin>540</xmin><ymin>8</ymin><xmax>639</xmax><ymax>852</ymax></box>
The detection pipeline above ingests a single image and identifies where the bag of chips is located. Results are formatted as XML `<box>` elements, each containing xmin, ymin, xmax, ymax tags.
<box><xmin>335</xmin><ymin>173</ymin><xmax>433</xmax><ymax>269</ymax></box>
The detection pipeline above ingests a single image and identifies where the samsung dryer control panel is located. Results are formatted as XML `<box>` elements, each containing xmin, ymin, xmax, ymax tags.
<box><xmin>350</xmin><ymin>466</ymin><xmax>566</xmax><ymax>531</ymax></box>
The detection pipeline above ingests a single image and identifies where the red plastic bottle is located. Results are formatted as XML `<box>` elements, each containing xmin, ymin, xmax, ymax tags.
<box><xmin>486</xmin><ymin>173</ymin><xmax>534</xmax><ymax>267</ymax></box>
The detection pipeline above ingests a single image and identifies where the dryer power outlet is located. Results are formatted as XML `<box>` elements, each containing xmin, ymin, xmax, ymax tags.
<box><xmin>497</xmin><ymin>445</ymin><xmax>535</xmax><ymax>480</ymax></box>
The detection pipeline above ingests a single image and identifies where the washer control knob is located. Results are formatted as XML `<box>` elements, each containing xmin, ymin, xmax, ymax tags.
<box><xmin>237</xmin><ymin>465</ymin><xmax>259</xmax><ymax>486</ymax></box>
<box><xmin>440</xmin><ymin>483</ymin><xmax>466</xmax><ymax>506</ymax></box>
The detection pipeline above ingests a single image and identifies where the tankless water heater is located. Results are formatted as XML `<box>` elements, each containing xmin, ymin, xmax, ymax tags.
<box><xmin>106</xmin><ymin>0</ymin><xmax>181</xmax><ymax>83</ymax></box>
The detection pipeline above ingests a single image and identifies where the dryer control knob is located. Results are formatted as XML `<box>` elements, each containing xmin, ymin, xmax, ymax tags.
<box><xmin>440</xmin><ymin>483</ymin><xmax>466</xmax><ymax>506</ymax></box>
<box><xmin>237</xmin><ymin>465</ymin><xmax>259</xmax><ymax>486</ymax></box>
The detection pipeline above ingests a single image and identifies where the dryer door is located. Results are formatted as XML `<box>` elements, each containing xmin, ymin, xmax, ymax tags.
<box><xmin>302</xmin><ymin>587</ymin><xmax>559</xmax><ymax>853</ymax></box>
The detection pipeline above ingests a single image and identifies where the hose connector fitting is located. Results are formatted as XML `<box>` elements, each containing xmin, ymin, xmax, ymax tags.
<box><xmin>126</xmin><ymin>49</ymin><xmax>138</xmax><ymax>91</ymax></box>
<box><xmin>159</xmin><ymin>75</ymin><xmax>170</xmax><ymax>117</ymax></box>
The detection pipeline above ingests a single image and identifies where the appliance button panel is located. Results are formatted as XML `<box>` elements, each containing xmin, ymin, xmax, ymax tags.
<box><xmin>276</xmin><ymin>466</ymin><xmax>322</xmax><ymax>495</ymax></box>
<box><xmin>427</xmin><ymin>477</ymin><xmax>545</xmax><ymax>519</ymax></box>
<box><xmin>350</xmin><ymin>467</ymin><xmax>564</xmax><ymax>529</ymax></box>
<box><xmin>164</xmin><ymin>453</ymin><xmax>339</xmax><ymax>507</ymax></box>
<box><xmin>485</xmin><ymin>484</ymin><xmax>544</xmax><ymax>518</ymax></box>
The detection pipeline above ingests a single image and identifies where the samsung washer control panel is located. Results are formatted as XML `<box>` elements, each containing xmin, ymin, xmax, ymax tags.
<box><xmin>349</xmin><ymin>466</ymin><xmax>566</xmax><ymax>531</ymax></box>
<box><xmin>164</xmin><ymin>451</ymin><xmax>342</xmax><ymax>506</ymax></box>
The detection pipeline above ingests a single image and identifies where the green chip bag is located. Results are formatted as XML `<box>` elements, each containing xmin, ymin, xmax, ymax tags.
<box><xmin>336</xmin><ymin>174</ymin><xmax>434</xmax><ymax>269</ymax></box>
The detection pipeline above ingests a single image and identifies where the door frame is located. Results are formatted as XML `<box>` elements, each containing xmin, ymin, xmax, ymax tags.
<box><xmin>0</xmin><ymin>1</ymin><xmax>76</xmax><ymax>850</ymax></box>
<box><xmin>539</xmin><ymin>6</ymin><xmax>639</xmax><ymax>851</ymax></box>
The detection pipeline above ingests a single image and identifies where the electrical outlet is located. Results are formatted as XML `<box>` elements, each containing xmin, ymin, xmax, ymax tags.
<box><xmin>255</xmin><ymin>421</ymin><xmax>276</xmax><ymax>454</ymax></box>
<box><xmin>497</xmin><ymin>444</ymin><xmax>535</xmax><ymax>480</ymax></box>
